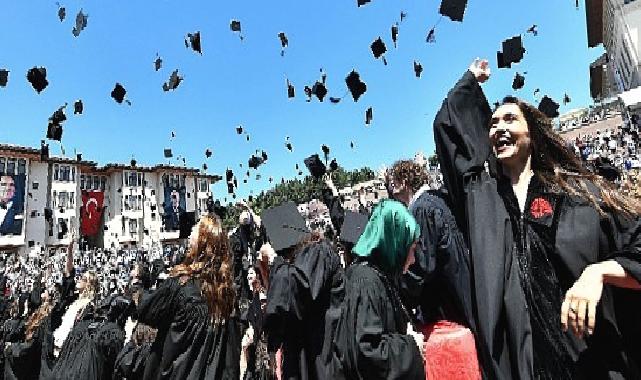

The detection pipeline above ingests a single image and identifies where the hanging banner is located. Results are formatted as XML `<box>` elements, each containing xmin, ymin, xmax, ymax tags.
<box><xmin>81</xmin><ymin>190</ymin><xmax>104</xmax><ymax>237</ymax></box>
<box><xmin>0</xmin><ymin>174</ymin><xmax>26</xmax><ymax>236</ymax></box>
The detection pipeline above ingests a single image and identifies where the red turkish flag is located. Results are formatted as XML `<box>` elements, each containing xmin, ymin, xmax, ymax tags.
<box><xmin>81</xmin><ymin>191</ymin><xmax>104</xmax><ymax>237</ymax></box>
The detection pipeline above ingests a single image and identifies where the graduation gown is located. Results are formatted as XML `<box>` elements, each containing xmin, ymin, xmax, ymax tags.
<box><xmin>113</xmin><ymin>340</ymin><xmax>153</xmax><ymax>380</ymax></box>
<box><xmin>136</xmin><ymin>277</ymin><xmax>241</xmax><ymax>380</ymax></box>
<box><xmin>322</xmin><ymin>261</ymin><xmax>424</xmax><ymax>380</ymax></box>
<box><xmin>263</xmin><ymin>241</ymin><xmax>341</xmax><ymax>380</ymax></box>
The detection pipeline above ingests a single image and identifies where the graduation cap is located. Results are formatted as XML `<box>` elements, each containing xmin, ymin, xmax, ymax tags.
<box><xmin>304</xmin><ymin>154</ymin><xmax>326</xmax><ymax>178</ymax></box>
<box><xmin>76</xmin><ymin>153</ymin><xmax>82</xmax><ymax>161</ymax></box>
<box><xmin>262</xmin><ymin>202</ymin><xmax>310</xmax><ymax>252</ymax></box>
<box><xmin>236</xmin><ymin>125</ymin><xmax>243</xmax><ymax>134</ymax></box>
<box><xmin>171</xmin><ymin>131</ymin><xmax>176</xmax><ymax>139</ymax></box>
<box><xmin>226</xmin><ymin>169</ymin><xmax>234</xmax><ymax>183</ymax></box>
<box><xmin>205</xmin><ymin>148</ymin><xmax>212</xmax><ymax>158</ymax></box>
<box><xmin>414</xmin><ymin>61</ymin><xmax>423</xmax><ymax>78</ymax></box>
<box><xmin>365</xmin><ymin>107</ymin><xmax>373</xmax><ymax>125</ymax></box>
<box><xmin>526</xmin><ymin>24</ymin><xmax>538</xmax><ymax>36</ymax></box>
<box><xmin>350</xmin><ymin>141</ymin><xmax>355</xmax><ymax>149</ymax></box>
<box><xmin>311</xmin><ymin>81</ymin><xmax>328</xmax><ymax>102</ymax></box>
<box><xmin>40</xmin><ymin>141</ymin><xmax>49</xmax><ymax>161</ymax></box>
<box><xmin>345</xmin><ymin>70</ymin><xmax>367</xmax><ymax>102</ymax></box>
<box><xmin>497</xmin><ymin>36</ymin><xmax>526</xmax><ymax>69</ymax></box>
<box><xmin>185</xmin><ymin>31</ymin><xmax>202</xmax><ymax>54</ymax></box>
<box><xmin>72</xmin><ymin>9</ymin><xmax>88</xmax><ymax>37</ymax></box>
<box><xmin>246</xmin><ymin>134</ymin><xmax>250</xmax><ymax>142</ymax></box>
<box><xmin>111</xmin><ymin>83</ymin><xmax>127</xmax><ymax>104</ymax></box>
<box><xmin>391</xmin><ymin>24</ymin><xmax>399</xmax><ymax>48</ymax></box>
<box><xmin>370</xmin><ymin>37</ymin><xmax>388</xmax><ymax>65</ymax></box>
<box><xmin>278</xmin><ymin>32</ymin><xmax>289</xmax><ymax>56</ymax></box>
<box><xmin>47</xmin><ymin>104</ymin><xmax>67</xmax><ymax>141</ymax></box>
<box><xmin>400</xmin><ymin>11</ymin><xmax>408</xmax><ymax>22</ymax></box>
<box><xmin>162</xmin><ymin>70</ymin><xmax>183</xmax><ymax>92</ymax></box>
<box><xmin>230</xmin><ymin>20</ymin><xmax>244</xmax><ymax>40</ymax></box>
<box><xmin>563</xmin><ymin>93</ymin><xmax>571</xmax><ymax>105</ymax></box>
<box><xmin>154</xmin><ymin>54</ymin><xmax>162</xmax><ymax>71</ymax></box>
<box><xmin>357</xmin><ymin>0</ymin><xmax>371</xmax><ymax>7</ymax></box>
<box><xmin>179</xmin><ymin>212</ymin><xmax>197</xmax><ymax>239</ymax></box>
<box><xmin>248</xmin><ymin>154</ymin><xmax>266</xmax><ymax>170</ymax></box>
<box><xmin>74</xmin><ymin>100</ymin><xmax>83</xmax><ymax>115</ymax></box>
<box><xmin>287</xmin><ymin>79</ymin><xmax>295</xmax><ymax>98</ymax></box>
<box><xmin>339</xmin><ymin>211</ymin><xmax>369</xmax><ymax>245</ymax></box>
<box><xmin>27</xmin><ymin>67</ymin><xmax>49</xmax><ymax>93</ymax></box>
<box><xmin>164</xmin><ymin>148</ymin><xmax>173</xmax><ymax>158</ymax></box>
<box><xmin>512</xmin><ymin>72</ymin><xmax>525</xmax><ymax>90</ymax></box>
<box><xmin>538</xmin><ymin>96</ymin><xmax>560</xmax><ymax>118</ymax></box>
<box><xmin>0</xmin><ymin>69</ymin><xmax>8</xmax><ymax>87</ymax></box>
<box><xmin>285</xmin><ymin>138</ymin><xmax>293</xmax><ymax>152</ymax></box>
<box><xmin>56</xmin><ymin>3</ymin><xmax>66</xmax><ymax>22</ymax></box>
<box><xmin>439</xmin><ymin>0</ymin><xmax>468</xmax><ymax>22</ymax></box>
<box><xmin>426</xmin><ymin>27</ymin><xmax>436</xmax><ymax>43</ymax></box>
<box><xmin>533</xmin><ymin>88</ymin><xmax>541</xmax><ymax>97</ymax></box>
<box><xmin>295</xmin><ymin>163</ymin><xmax>299</xmax><ymax>170</ymax></box>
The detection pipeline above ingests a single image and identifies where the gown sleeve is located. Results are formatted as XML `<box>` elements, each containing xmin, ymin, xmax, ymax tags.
<box><xmin>605</xmin><ymin>213</ymin><xmax>641</xmax><ymax>283</ymax></box>
<box><xmin>321</xmin><ymin>188</ymin><xmax>346</xmax><ymax>234</ymax></box>
<box><xmin>137</xmin><ymin>277</ymin><xmax>179</xmax><ymax>329</ymax></box>
<box><xmin>433</xmin><ymin>70</ymin><xmax>493</xmax><ymax>210</ymax></box>
<box><xmin>349</xmin><ymin>277</ymin><xmax>424</xmax><ymax>380</ymax></box>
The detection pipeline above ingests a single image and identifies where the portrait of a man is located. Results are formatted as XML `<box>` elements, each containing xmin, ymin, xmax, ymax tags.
<box><xmin>163</xmin><ymin>187</ymin><xmax>186</xmax><ymax>232</ymax></box>
<box><xmin>0</xmin><ymin>174</ymin><xmax>25</xmax><ymax>236</ymax></box>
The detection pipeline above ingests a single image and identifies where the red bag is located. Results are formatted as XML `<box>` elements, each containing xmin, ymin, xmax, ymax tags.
<box><xmin>422</xmin><ymin>320</ymin><xmax>481</xmax><ymax>380</ymax></box>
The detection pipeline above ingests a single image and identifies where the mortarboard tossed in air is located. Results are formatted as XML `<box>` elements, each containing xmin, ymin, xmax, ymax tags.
<box><xmin>439</xmin><ymin>0</ymin><xmax>468</xmax><ymax>22</ymax></box>
<box><xmin>538</xmin><ymin>96</ymin><xmax>560</xmax><ymax>118</ymax></box>
<box><xmin>278</xmin><ymin>32</ymin><xmax>289</xmax><ymax>56</ymax></box>
<box><xmin>497</xmin><ymin>36</ymin><xmax>526</xmax><ymax>69</ymax></box>
<box><xmin>533</xmin><ymin>88</ymin><xmax>541</xmax><ymax>97</ymax></box>
<box><xmin>230</xmin><ymin>20</ymin><xmax>244</xmax><ymax>40</ymax></box>
<box><xmin>246</xmin><ymin>134</ymin><xmax>250</xmax><ymax>142</ymax></box>
<box><xmin>285</xmin><ymin>137</ymin><xmax>293</xmax><ymax>152</ymax></box>
<box><xmin>76</xmin><ymin>153</ymin><xmax>82</xmax><ymax>161</ymax></box>
<box><xmin>329</xmin><ymin>97</ymin><xmax>341</xmax><ymax>104</ymax></box>
<box><xmin>171</xmin><ymin>131</ymin><xmax>176</xmax><ymax>139</ymax></box>
<box><xmin>47</xmin><ymin>104</ymin><xmax>67</xmax><ymax>141</ymax></box>
<box><xmin>185</xmin><ymin>31</ymin><xmax>202</xmax><ymax>54</ymax></box>
<box><xmin>40</xmin><ymin>141</ymin><xmax>49</xmax><ymax>161</ymax></box>
<box><xmin>350</xmin><ymin>141</ymin><xmax>355</xmax><ymax>149</ymax></box>
<box><xmin>400</xmin><ymin>11</ymin><xmax>407</xmax><ymax>22</ymax></box>
<box><xmin>304</xmin><ymin>154</ymin><xmax>326</xmax><ymax>178</ymax></box>
<box><xmin>311</xmin><ymin>75</ymin><xmax>328</xmax><ymax>102</ymax></box>
<box><xmin>365</xmin><ymin>107</ymin><xmax>373</xmax><ymax>125</ymax></box>
<box><xmin>226</xmin><ymin>169</ymin><xmax>234</xmax><ymax>183</ymax></box>
<box><xmin>202</xmin><ymin>163</ymin><xmax>208</xmax><ymax>171</ymax></box>
<box><xmin>57</xmin><ymin>3</ymin><xmax>66</xmax><ymax>22</ymax></box>
<box><xmin>527</xmin><ymin>25</ymin><xmax>538</xmax><ymax>36</ymax></box>
<box><xmin>72</xmin><ymin>9</ymin><xmax>88</xmax><ymax>37</ymax></box>
<box><xmin>340</xmin><ymin>211</ymin><xmax>369</xmax><ymax>245</ymax></box>
<box><xmin>287</xmin><ymin>79</ymin><xmax>295</xmax><ymax>98</ymax></box>
<box><xmin>512</xmin><ymin>72</ymin><xmax>525</xmax><ymax>90</ymax></box>
<box><xmin>74</xmin><ymin>100</ymin><xmax>83</xmax><ymax>115</ymax></box>
<box><xmin>236</xmin><ymin>125</ymin><xmax>243</xmax><ymax>135</ymax></box>
<box><xmin>345</xmin><ymin>70</ymin><xmax>367</xmax><ymax>102</ymax></box>
<box><xmin>162</xmin><ymin>70</ymin><xmax>183</xmax><ymax>92</ymax></box>
<box><xmin>164</xmin><ymin>148</ymin><xmax>173</xmax><ymax>158</ymax></box>
<box><xmin>371</xmin><ymin>37</ymin><xmax>388</xmax><ymax>65</ymax></box>
<box><xmin>111</xmin><ymin>83</ymin><xmax>128</xmax><ymax>104</ymax></box>
<box><xmin>295</xmin><ymin>163</ymin><xmax>300</xmax><ymax>170</ymax></box>
<box><xmin>0</xmin><ymin>69</ymin><xmax>8</xmax><ymax>87</ymax></box>
<box><xmin>262</xmin><ymin>202</ymin><xmax>310</xmax><ymax>253</ymax></box>
<box><xmin>426</xmin><ymin>27</ymin><xmax>436</xmax><ymax>43</ymax></box>
<box><xmin>205</xmin><ymin>149</ymin><xmax>212</xmax><ymax>158</ymax></box>
<box><xmin>154</xmin><ymin>54</ymin><xmax>163</xmax><ymax>71</ymax></box>
<box><xmin>563</xmin><ymin>93</ymin><xmax>571</xmax><ymax>105</ymax></box>
<box><xmin>414</xmin><ymin>61</ymin><xmax>423</xmax><ymax>78</ymax></box>
<box><xmin>27</xmin><ymin>67</ymin><xmax>49</xmax><ymax>93</ymax></box>
<box><xmin>357</xmin><ymin>0</ymin><xmax>372</xmax><ymax>7</ymax></box>
<box><xmin>391</xmin><ymin>24</ymin><xmax>399</xmax><ymax>48</ymax></box>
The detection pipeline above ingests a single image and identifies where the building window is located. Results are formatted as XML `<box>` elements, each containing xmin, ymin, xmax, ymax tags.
<box><xmin>0</xmin><ymin>157</ymin><xmax>5</xmax><ymax>175</ymax></box>
<box><xmin>80</xmin><ymin>175</ymin><xmax>85</xmax><ymax>189</ymax></box>
<box><xmin>17</xmin><ymin>159</ymin><xmax>26</xmax><ymax>175</ymax></box>
<box><xmin>129</xmin><ymin>219</ymin><xmax>138</xmax><ymax>237</ymax></box>
<box><xmin>199</xmin><ymin>178</ymin><xmax>209</xmax><ymax>192</ymax></box>
<box><xmin>69</xmin><ymin>192</ymin><xmax>75</xmax><ymax>209</ymax></box>
<box><xmin>6</xmin><ymin>158</ymin><xmax>16</xmax><ymax>176</ymax></box>
<box><xmin>100</xmin><ymin>177</ymin><xmax>106</xmax><ymax>191</ymax></box>
<box><xmin>93</xmin><ymin>176</ymin><xmax>99</xmax><ymax>190</ymax></box>
<box><xmin>52</xmin><ymin>191</ymin><xmax>57</xmax><ymax>208</ymax></box>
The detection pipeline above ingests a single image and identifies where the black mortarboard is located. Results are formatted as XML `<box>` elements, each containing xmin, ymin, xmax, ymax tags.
<box><xmin>57</xmin><ymin>3</ymin><xmax>66</xmax><ymax>22</ymax></box>
<box><xmin>414</xmin><ymin>61</ymin><xmax>423</xmax><ymax>78</ymax></box>
<box><xmin>163</xmin><ymin>70</ymin><xmax>183</xmax><ymax>92</ymax></box>
<box><xmin>226</xmin><ymin>169</ymin><xmax>234</xmax><ymax>182</ymax></box>
<box><xmin>205</xmin><ymin>149</ymin><xmax>212</xmax><ymax>158</ymax></box>
<box><xmin>329</xmin><ymin>97</ymin><xmax>341</xmax><ymax>104</ymax></box>
<box><xmin>357</xmin><ymin>0</ymin><xmax>371</xmax><ymax>6</ymax></box>
<box><xmin>365</xmin><ymin>107</ymin><xmax>373</xmax><ymax>125</ymax></box>
<box><xmin>27</xmin><ymin>67</ymin><xmax>48</xmax><ymax>93</ymax></box>
<box><xmin>246</xmin><ymin>134</ymin><xmax>250</xmax><ymax>142</ymax></box>
<box><xmin>350</xmin><ymin>141</ymin><xmax>354</xmax><ymax>149</ymax></box>
<box><xmin>185</xmin><ymin>31</ymin><xmax>202</xmax><ymax>54</ymax></box>
<box><xmin>339</xmin><ymin>211</ymin><xmax>369</xmax><ymax>244</ymax></box>
<box><xmin>426</xmin><ymin>27</ymin><xmax>436</xmax><ymax>43</ymax></box>
<box><xmin>312</xmin><ymin>81</ymin><xmax>328</xmax><ymax>102</ymax></box>
<box><xmin>111</xmin><ymin>83</ymin><xmax>127</xmax><ymax>104</ymax></box>
<box><xmin>533</xmin><ymin>88</ymin><xmax>540</xmax><ymax>97</ymax></box>
<box><xmin>236</xmin><ymin>125</ymin><xmax>243</xmax><ymax>134</ymax></box>
<box><xmin>512</xmin><ymin>72</ymin><xmax>525</xmax><ymax>90</ymax></box>
<box><xmin>227</xmin><ymin>182</ymin><xmax>234</xmax><ymax>194</ymax></box>
<box><xmin>154</xmin><ymin>55</ymin><xmax>162</xmax><ymax>71</ymax></box>
<box><xmin>171</xmin><ymin>131</ymin><xmax>176</xmax><ymax>138</ymax></box>
<box><xmin>72</xmin><ymin>9</ymin><xmax>88</xmax><ymax>37</ymax></box>
<box><xmin>179</xmin><ymin>212</ymin><xmax>197</xmax><ymax>239</ymax></box>
<box><xmin>246</xmin><ymin>170</ymin><xmax>250</xmax><ymax>177</ymax></box>
<box><xmin>304</xmin><ymin>154</ymin><xmax>326</xmax><ymax>178</ymax></box>
<box><xmin>230</xmin><ymin>20</ymin><xmax>241</xmax><ymax>32</ymax></box>
<box><xmin>371</xmin><ymin>37</ymin><xmax>388</xmax><ymax>65</ymax></box>
<box><xmin>563</xmin><ymin>93</ymin><xmax>571</xmax><ymax>105</ymax></box>
<box><xmin>439</xmin><ymin>0</ymin><xmax>468</xmax><ymax>22</ymax></box>
<box><xmin>527</xmin><ymin>25</ymin><xmax>538</xmax><ymax>36</ymax></box>
<box><xmin>278</xmin><ymin>32</ymin><xmax>288</xmax><ymax>56</ymax></box>
<box><xmin>497</xmin><ymin>36</ymin><xmax>525</xmax><ymax>69</ymax></box>
<box><xmin>76</xmin><ymin>153</ymin><xmax>82</xmax><ymax>161</ymax></box>
<box><xmin>400</xmin><ymin>11</ymin><xmax>407</xmax><ymax>22</ymax></box>
<box><xmin>538</xmin><ymin>96</ymin><xmax>559</xmax><ymax>118</ymax></box>
<box><xmin>47</xmin><ymin>104</ymin><xmax>67</xmax><ymax>141</ymax></box>
<box><xmin>295</xmin><ymin>163</ymin><xmax>299</xmax><ymax>170</ymax></box>
<box><xmin>287</xmin><ymin>79</ymin><xmax>295</xmax><ymax>98</ymax></box>
<box><xmin>40</xmin><ymin>141</ymin><xmax>49</xmax><ymax>161</ymax></box>
<box><xmin>164</xmin><ymin>148</ymin><xmax>173</xmax><ymax>158</ymax></box>
<box><xmin>391</xmin><ymin>24</ymin><xmax>399</xmax><ymax>48</ymax></box>
<box><xmin>262</xmin><ymin>202</ymin><xmax>310</xmax><ymax>252</ymax></box>
<box><xmin>286</xmin><ymin>141</ymin><xmax>293</xmax><ymax>152</ymax></box>
<box><xmin>345</xmin><ymin>70</ymin><xmax>367</xmax><ymax>102</ymax></box>
<box><xmin>261</xmin><ymin>150</ymin><xmax>268</xmax><ymax>161</ymax></box>
<box><xmin>0</xmin><ymin>69</ymin><xmax>8</xmax><ymax>87</ymax></box>
<box><xmin>202</xmin><ymin>163</ymin><xmax>208</xmax><ymax>171</ymax></box>
<box><xmin>74</xmin><ymin>100</ymin><xmax>83</xmax><ymax>115</ymax></box>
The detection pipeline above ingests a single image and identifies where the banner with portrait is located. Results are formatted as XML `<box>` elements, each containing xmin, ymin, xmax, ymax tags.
<box><xmin>0</xmin><ymin>174</ymin><xmax>26</xmax><ymax>237</ymax></box>
<box><xmin>81</xmin><ymin>190</ymin><xmax>104</xmax><ymax>237</ymax></box>
<box><xmin>163</xmin><ymin>185</ymin><xmax>186</xmax><ymax>232</ymax></box>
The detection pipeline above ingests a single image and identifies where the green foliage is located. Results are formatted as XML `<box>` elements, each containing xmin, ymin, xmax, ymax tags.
<box><xmin>221</xmin><ymin>166</ymin><xmax>376</xmax><ymax>229</ymax></box>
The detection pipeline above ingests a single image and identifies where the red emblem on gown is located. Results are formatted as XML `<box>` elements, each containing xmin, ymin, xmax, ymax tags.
<box><xmin>530</xmin><ymin>197</ymin><xmax>553</xmax><ymax>218</ymax></box>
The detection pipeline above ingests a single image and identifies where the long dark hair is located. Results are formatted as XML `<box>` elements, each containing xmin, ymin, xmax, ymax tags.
<box><xmin>500</xmin><ymin>96</ymin><xmax>641</xmax><ymax>216</ymax></box>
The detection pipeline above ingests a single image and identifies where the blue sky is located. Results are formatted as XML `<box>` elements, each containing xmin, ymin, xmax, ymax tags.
<box><xmin>0</xmin><ymin>0</ymin><xmax>603</xmax><ymax>199</ymax></box>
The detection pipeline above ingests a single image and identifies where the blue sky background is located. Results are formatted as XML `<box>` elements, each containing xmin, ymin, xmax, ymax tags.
<box><xmin>0</xmin><ymin>0</ymin><xmax>603</xmax><ymax>199</ymax></box>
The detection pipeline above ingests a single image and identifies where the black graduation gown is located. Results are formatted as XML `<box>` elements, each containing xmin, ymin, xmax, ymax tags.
<box><xmin>323</xmin><ymin>262</ymin><xmax>424</xmax><ymax>380</ymax></box>
<box><xmin>136</xmin><ymin>277</ymin><xmax>241</xmax><ymax>380</ymax></box>
<box><xmin>113</xmin><ymin>340</ymin><xmax>153</xmax><ymax>380</ymax></box>
<box><xmin>263</xmin><ymin>240</ymin><xmax>341</xmax><ymax>380</ymax></box>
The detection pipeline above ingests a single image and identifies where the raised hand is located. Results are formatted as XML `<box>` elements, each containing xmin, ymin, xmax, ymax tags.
<box><xmin>468</xmin><ymin>58</ymin><xmax>491</xmax><ymax>84</ymax></box>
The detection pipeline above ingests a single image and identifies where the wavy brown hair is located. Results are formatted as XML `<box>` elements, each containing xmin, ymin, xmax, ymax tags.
<box><xmin>387</xmin><ymin>160</ymin><xmax>430</xmax><ymax>194</ymax></box>
<box><xmin>498</xmin><ymin>96</ymin><xmax>641</xmax><ymax>216</ymax></box>
<box><xmin>169</xmin><ymin>215</ymin><xmax>235</xmax><ymax>321</ymax></box>
<box><xmin>25</xmin><ymin>300</ymin><xmax>53</xmax><ymax>341</ymax></box>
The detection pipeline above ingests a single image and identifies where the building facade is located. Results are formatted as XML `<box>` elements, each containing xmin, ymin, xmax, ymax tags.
<box><xmin>0</xmin><ymin>144</ymin><xmax>220</xmax><ymax>256</ymax></box>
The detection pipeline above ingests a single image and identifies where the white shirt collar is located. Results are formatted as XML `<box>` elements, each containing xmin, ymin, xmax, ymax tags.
<box><xmin>409</xmin><ymin>184</ymin><xmax>431</xmax><ymax>207</ymax></box>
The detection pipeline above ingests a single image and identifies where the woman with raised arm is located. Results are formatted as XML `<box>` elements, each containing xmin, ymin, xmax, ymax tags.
<box><xmin>434</xmin><ymin>58</ymin><xmax>641</xmax><ymax>379</ymax></box>
<box><xmin>135</xmin><ymin>214</ymin><xmax>241</xmax><ymax>380</ymax></box>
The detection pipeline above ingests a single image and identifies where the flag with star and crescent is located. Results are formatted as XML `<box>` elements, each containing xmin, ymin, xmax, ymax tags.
<box><xmin>81</xmin><ymin>190</ymin><xmax>104</xmax><ymax>237</ymax></box>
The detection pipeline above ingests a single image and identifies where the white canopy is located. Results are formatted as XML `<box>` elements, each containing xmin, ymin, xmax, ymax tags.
<box><xmin>618</xmin><ymin>86</ymin><xmax>641</xmax><ymax>107</ymax></box>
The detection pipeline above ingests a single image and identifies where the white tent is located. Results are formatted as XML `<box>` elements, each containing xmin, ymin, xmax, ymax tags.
<box><xmin>618</xmin><ymin>86</ymin><xmax>641</xmax><ymax>108</ymax></box>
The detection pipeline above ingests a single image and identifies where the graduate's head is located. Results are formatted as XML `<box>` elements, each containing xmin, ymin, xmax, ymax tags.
<box><xmin>77</xmin><ymin>270</ymin><xmax>98</xmax><ymax>299</ymax></box>
<box><xmin>0</xmin><ymin>175</ymin><xmax>15</xmax><ymax>204</ymax></box>
<box><xmin>171</xmin><ymin>215</ymin><xmax>235</xmax><ymax>320</ymax></box>
<box><xmin>489</xmin><ymin>97</ymin><xmax>537</xmax><ymax>168</ymax></box>
<box><xmin>386</xmin><ymin>160</ymin><xmax>429</xmax><ymax>206</ymax></box>
<box><xmin>353</xmin><ymin>200</ymin><xmax>420</xmax><ymax>275</ymax></box>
